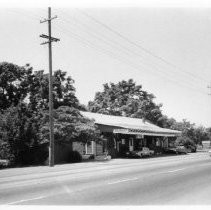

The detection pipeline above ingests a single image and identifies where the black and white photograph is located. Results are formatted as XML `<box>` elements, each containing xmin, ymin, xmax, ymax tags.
<box><xmin>0</xmin><ymin>0</ymin><xmax>211</xmax><ymax>206</ymax></box>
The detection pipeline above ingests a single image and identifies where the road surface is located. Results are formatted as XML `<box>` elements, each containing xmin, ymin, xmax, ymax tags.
<box><xmin>0</xmin><ymin>152</ymin><xmax>211</xmax><ymax>205</ymax></box>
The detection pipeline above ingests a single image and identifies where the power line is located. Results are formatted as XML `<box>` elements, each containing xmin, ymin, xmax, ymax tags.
<box><xmin>53</xmin><ymin>23</ymin><xmax>207</xmax><ymax>95</ymax></box>
<box><xmin>76</xmin><ymin>8</ymin><xmax>209</xmax><ymax>84</ymax></box>
<box><xmin>53</xmin><ymin>11</ymin><xmax>206</xmax><ymax>94</ymax></box>
<box><xmin>57</xmin><ymin>10</ymin><xmax>206</xmax><ymax>92</ymax></box>
<box><xmin>54</xmin><ymin>24</ymin><xmax>206</xmax><ymax>95</ymax></box>
<box><xmin>7</xmin><ymin>8</ymin><xmax>207</xmax><ymax>95</ymax></box>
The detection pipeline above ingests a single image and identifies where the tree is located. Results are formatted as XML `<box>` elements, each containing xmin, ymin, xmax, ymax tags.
<box><xmin>88</xmin><ymin>79</ymin><xmax>163</xmax><ymax>124</ymax></box>
<box><xmin>0</xmin><ymin>62</ymin><xmax>32</xmax><ymax>111</ymax></box>
<box><xmin>0</xmin><ymin>103</ymin><xmax>45</xmax><ymax>165</ymax></box>
<box><xmin>157</xmin><ymin>115</ymin><xmax>177</xmax><ymax>128</ymax></box>
<box><xmin>28</xmin><ymin>69</ymin><xmax>85</xmax><ymax>111</ymax></box>
<box><xmin>175</xmin><ymin>136</ymin><xmax>196</xmax><ymax>148</ymax></box>
<box><xmin>192</xmin><ymin>126</ymin><xmax>209</xmax><ymax>145</ymax></box>
<box><xmin>206</xmin><ymin>127</ymin><xmax>211</xmax><ymax>141</ymax></box>
<box><xmin>0</xmin><ymin>62</ymin><xmax>90</xmax><ymax>166</ymax></box>
<box><xmin>40</xmin><ymin>106</ymin><xmax>101</xmax><ymax>145</ymax></box>
<box><xmin>27</xmin><ymin>70</ymin><xmax>49</xmax><ymax>111</ymax></box>
<box><xmin>167</xmin><ymin>119</ymin><xmax>209</xmax><ymax>145</ymax></box>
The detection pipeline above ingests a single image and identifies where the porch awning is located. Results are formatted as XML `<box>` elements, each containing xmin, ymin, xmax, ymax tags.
<box><xmin>113</xmin><ymin>128</ymin><xmax>181</xmax><ymax>137</ymax></box>
<box><xmin>81</xmin><ymin>111</ymin><xmax>181</xmax><ymax>137</ymax></box>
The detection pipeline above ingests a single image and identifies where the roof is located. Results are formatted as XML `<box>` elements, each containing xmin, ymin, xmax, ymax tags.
<box><xmin>81</xmin><ymin>111</ymin><xmax>181</xmax><ymax>137</ymax></box>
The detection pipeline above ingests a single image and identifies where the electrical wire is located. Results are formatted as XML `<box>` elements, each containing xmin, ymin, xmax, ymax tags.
<box><xmin>5</xmin><ymin>8</ymin><xmax>208</xmax><ymax>95</ymax></box>
<box><xmin>53</xmin><ymin>23</ymin><xmax>207</xmax><ymax>95</ymax></box>
<box><xmin>56</xmin><ymin>10</ymin><xmax>206</xmax><ymax>91</ymax></box>
<box><xmin>76</xmin><ymin>8</ymin><xmax>209</xmax><ymax>84</ymax></box>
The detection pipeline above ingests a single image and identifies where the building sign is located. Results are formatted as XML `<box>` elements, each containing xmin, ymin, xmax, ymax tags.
<box><xmin>136</xmin><ymin>134</ymin><xmax>144</xmax><ymax>139</ymax></box>
<box><xmin>113</xmin><ymin>129</ymin><xmax>129</xmax><ymax>134</ymax></box>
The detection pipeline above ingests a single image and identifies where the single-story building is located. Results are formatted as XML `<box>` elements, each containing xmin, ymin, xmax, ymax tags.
<box><xmin>80</xmin><ymin>111</ymin><xmax>181</xmax><ymax>158</ymax></box>
<box><xmin>54</xmin><ymin>111</ymin><xmax>181</xmax><ymax>162</ymax></box>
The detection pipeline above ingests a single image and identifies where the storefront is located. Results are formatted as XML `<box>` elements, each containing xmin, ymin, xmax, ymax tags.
<box><xmin>81</xmin><ymin>111</ymin><xmax>181</xmax><ymax>157</ymax></box>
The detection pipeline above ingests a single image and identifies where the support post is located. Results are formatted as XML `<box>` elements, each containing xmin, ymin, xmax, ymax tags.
<box><xmin>40</xmin><ymin>7</ymin><xmax>60</xmax><ymax>167</ymax></box>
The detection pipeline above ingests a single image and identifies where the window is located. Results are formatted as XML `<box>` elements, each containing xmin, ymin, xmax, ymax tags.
<box><xmin>129</xmin><ymin>138</ymin><xmax>133</xmax><ymax>146</ymax></box>
<box><xmin>114</xmin><ymin>138</ymin><xmax>117</xmax><ymax>149</ymax></box>
<box><xmin>85</xmin><ymin>141</ymin><xmax>94</xmax><ymax>154</ymax></box>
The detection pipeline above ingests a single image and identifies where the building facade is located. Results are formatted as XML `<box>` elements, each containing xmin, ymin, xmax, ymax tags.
<box><xmin>54</xmin><ymin>111</ymin><xmax>181</xmax><ymax>163</ymax></box>
<box><xmin>81</xmin><ymin>111</ymin><xmax>181</xmax><ymax>158</ymax></box>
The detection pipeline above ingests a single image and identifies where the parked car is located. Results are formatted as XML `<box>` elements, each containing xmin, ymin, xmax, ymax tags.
<box><xmin>125</xmin><ymin>150</ymin><xmax>140</xmax><ymax>158</ymax></box>
<box><xmin>139</xmin><ymin>147</ymin><xmax>154</xmax><ymax>157</ymax></box>
<box><xmin>163</xmin><ymin>147</ymin><xmax>178</xmax><ymax>154</ymax></box>
<box><xmin>163</xmin><ymin>146</ymin><xmax>187</xmax><ymax>155</ymax></box>
<box><xmin>185</xmin><ymin>145</ymin><xmax>197</xmax><ymax>153</ymax></box>
<box><xmin>176</xmin><ymin>145</ymin><xmax>187</xmax><ymax>154</ymax></box>
<box><xmin>95</xmin><ymin>154</ymin><xmax>111</xmax><ymax>161</ymax></box>
<box><xmin>126</xmin><ymin>147</ymin><xmax>154</xmax><ymax>158</ymax></box>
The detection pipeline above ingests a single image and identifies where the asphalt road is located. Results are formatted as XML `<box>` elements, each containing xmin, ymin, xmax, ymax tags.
<box><xmin>0</xmin><ymin>152</ymin><xmax>211</xmax><ymax>205</ymax></box>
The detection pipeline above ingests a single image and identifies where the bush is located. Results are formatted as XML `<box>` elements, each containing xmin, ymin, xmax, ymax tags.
<box><xmin>176</xmin><ymin>136</ymin><xmax>196</xmax><ymax>148</ymax></box>
<box><xmin>0</xmin><ymin>159</ymin><xmax>11</xmax><ymax>169</ymax></box>
<box><xmin>0</xmin><ymin>103</ymin><xmax>44</xmax><ymax>166</ymax></box>
<box><xmin>67</xmin><ymin>151</ymin><xmax>82</xmax><ymax>163</ymax></box>
<box><xmin>13</xmin><ymin>144</ymin><xmax>49</xmax><ymax>166</ymax></box>
<box><xmin>0</xmin><ymin>141</ymin><xmax>14</xmax><ymax>162</ymax></box>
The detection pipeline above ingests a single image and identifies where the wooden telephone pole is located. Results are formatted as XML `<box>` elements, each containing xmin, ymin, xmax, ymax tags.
<box><xmin>40</xmin><ymin>7</ymin><xmax>60</xmax><ymax>167</ymax></box>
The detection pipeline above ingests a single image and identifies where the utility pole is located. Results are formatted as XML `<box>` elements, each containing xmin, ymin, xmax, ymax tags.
<box><xmin>40</xmin><ymin>7</ymin><xmax>60</xmax><ymax>167</ymax></box>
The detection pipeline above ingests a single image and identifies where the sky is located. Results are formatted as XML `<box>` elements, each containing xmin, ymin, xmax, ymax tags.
<box><xmin>1</xmin><ymin>1</ymin><xmax>211</xmax><ymax>127</ymax></box>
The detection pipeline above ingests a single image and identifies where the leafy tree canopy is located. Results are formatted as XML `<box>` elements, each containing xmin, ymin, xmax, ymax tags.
<box><xmin>0</xmin><ymin>62</ymin><xmax>32</xmax><ymax>111</ymax></box>
<box><xmin>0</xmin><ymin>102</ymin><xmax>43</xmax><ymax>164</ymax></box>
<box><xmin>0</xmin><ymin>62</ymin><xmax>85</xmax><ymax>111</ymax></box>
<box><xmin>28</xmin><ymin>69</ymin><xmax>85</xmax><ymax>111</ymax></box>
<box><xmin>162</xmin><ymin>118</ymin><xmax>209</xmax><ymax>145</ymax></box>
<box><xmin>40</xmin><ymin>106</ymin><xmax>101</xmax><ymax>144</ymax></box>
<box><xmin>175</xmin><ymin>136</ymin><xmax>196</xmax><ymax>148</ymax></box>
<box><xmin>157</xmin><ymin>115</ymin><xmax>177</xmax><ymax>128</ymax></box>
<box><xmin>88</xmin><ymin>79</ymin><xmax>163</xmax><ymax>125</ymax></box>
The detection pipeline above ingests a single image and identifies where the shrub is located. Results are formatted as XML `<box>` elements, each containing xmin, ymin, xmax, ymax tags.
<box><xmin>176</xmin><ymin>136</ymin><xmax>196</xmax><ymax>148</ymax></box>
<box><xmin>0</xmin><ymin>159</ymin><xmax>11</xmax><ymax>169</ymax></box>
<box><xmin>14</xmin><ymin>144</ymin><xmax>48</xmax><ymax>166</ymax></box>
<box><xmin>0</xmin><ymin>103</ymin><xmax>44</xmax><ymax>166</ymax></box>
<box><xmin>67</xmin><ymin>151</ymin><xmax>82</xmax><ymax>163</ymax></box>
